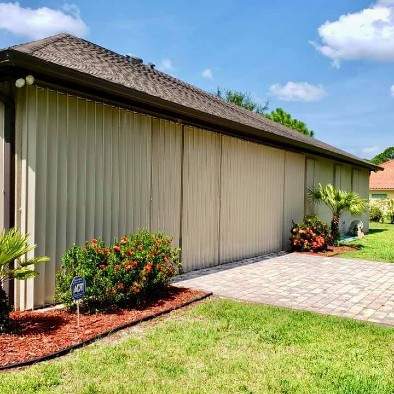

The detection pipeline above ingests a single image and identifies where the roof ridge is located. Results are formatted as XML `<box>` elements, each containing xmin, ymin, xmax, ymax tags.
<box><xmin>6</xmin><ymin>34</ymin><xmax>333</xmax><ymax>145</ymax></box>
<box><xmin>10</xmin><ymin>33</ymin><xmax>71</xmax><ymax>54</ymax></box>
<box><xmin>60</xmin><ymin>35</ymin><xmax>295</xmax><ymax>135</ymax></box>
<box><xmin>4</xmin><ymin>33</ymin><xmax>378</xmax><ymax>170</ymax></box>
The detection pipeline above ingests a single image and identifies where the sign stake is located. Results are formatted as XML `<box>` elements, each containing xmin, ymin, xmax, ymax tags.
<box><xmin>76</xmin><ymin>300</ymin><xmax>80</xmax><ymax>328</ymax></box>
<box><xmin>70</xmin><ymin>276</ymin><xmax>86</xmax><ymax>330</ymax></box>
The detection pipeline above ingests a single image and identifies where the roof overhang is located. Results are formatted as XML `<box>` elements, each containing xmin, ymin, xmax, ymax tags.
<box><xmin>0</xmin><ymin>48</ymin><xmax>382</xmax><ymax>172</ymax></box>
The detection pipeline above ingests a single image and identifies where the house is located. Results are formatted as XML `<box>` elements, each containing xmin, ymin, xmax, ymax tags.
<box><xmin>0</xmin><ymin>34</ymin><xmax>379</xmax><ymax>310</ymax></box>
<box><xmin>369</xmin><ymin>160</ymin><xmax>394</xmax><ymax>200</ymax></box>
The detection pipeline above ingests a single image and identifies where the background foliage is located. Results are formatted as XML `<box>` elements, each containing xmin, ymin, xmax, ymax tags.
<box><xmin>217</xmin><ymin>88</ymin><xmax>314</xmax><ymax>137</ymax></box>
<box><xmin>370</xmin><ymin>147</ymin><xmax>394</xmax><ymax>165</ymax></box>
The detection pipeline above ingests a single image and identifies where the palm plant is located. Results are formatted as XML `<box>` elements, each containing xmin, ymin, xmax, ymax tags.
<box><xmin>0</xmin><ymin>228</ymin><xmax>48</xmax><ymax>332</ymax></box>
<box><xmin>308</xmin><ymin>183</ymin><xmax>367</xmax><ymax>242</ymax></box>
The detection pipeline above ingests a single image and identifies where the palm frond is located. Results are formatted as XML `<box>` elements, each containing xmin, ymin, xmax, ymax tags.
<box><xmin>308</xmin><ymin>183</ymin><xmax>367</xmax><ymax>220</ymax></box>
<box><xmin>0</xmin><ymin>228</ymin><xmax>49</xmax><ymax>282</ymax></box>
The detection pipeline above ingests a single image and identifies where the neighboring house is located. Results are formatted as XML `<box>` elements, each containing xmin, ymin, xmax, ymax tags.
<box><xmin>369</xmin><ymin>160</ymin><xmax>394</xmax><ymax>200</ymax></box>
<box><xmin>0</xmin><ymin>34</ymin><xmax>379</xmax><ymax>310</ymax></box>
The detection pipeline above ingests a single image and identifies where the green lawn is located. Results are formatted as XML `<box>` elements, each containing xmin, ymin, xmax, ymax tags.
<box><xmin>340</xmin><ymin>222</ymin><xmax>394</xmax><ymax>263</ymax></box>
<box><xmin>1</xmin><ymin>299</ymin><xmax>393</xmax><ymax>393</ymax></box>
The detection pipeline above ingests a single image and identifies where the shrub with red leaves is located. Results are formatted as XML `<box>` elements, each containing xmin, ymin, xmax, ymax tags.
<box><xmin>290</xmin><ymin>216</ymin><xmax>332</xmax><ymax>253</ymax></box>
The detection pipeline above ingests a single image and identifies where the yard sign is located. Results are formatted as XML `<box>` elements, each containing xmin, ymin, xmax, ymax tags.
<box><xmin>70</xmin><ymin>276</ymin><xmax>86</xmax><ymax>328</ymax></box>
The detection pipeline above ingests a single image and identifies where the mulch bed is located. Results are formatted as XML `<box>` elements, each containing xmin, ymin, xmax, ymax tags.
<box><xmin>0</xmin><ymin>286</ymin><xmax>210</xmax><ymax>370</ymax></box>
<box><xmin>298</xmin><ymin>245</ymin><xmax>358</xmax><ymax>257</ymax></box>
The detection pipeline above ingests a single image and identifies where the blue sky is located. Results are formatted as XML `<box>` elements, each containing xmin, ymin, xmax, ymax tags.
<box><xmin>0</xmin><ymin>0</ymin><xmax>393</xmax><ymax>159</ymax></box>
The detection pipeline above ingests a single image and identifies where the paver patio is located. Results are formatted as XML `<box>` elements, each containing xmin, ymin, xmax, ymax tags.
<box><xmin>175</xmin><ymin>253</ymin><xmax>394</xmax><ymax>326</ymax></box>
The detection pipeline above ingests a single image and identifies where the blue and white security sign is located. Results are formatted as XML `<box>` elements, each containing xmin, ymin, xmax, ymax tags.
<box><xmin>70</xmin><ymin>276</ymin><xmax>86</xmax><ymax>301</ymax></box>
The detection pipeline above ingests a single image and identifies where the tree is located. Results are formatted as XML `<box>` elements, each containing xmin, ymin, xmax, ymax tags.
<box><xmin>307</xmin><ymin>183</ymin><xmax>367</xmax><ymax>242</ymax></box>
<box><xmin>217</xmin><ymin>89</ymin><xmax>314</xmax><ymax>137</ymax></box>
<box><xmin>217</xmin><ymin>88</ymin><xmax>268</xmax><ymax>114</ymax></box>
<box><xmin>370</xmin><ymin>147</ymin><xmax>394</xmax><ymax>165</ymax></box>
<box><xmin>0</xmin><ymin>228</ymin><xmax>48</xmax><ymax>332</ymax></box>
<box><xmin>266</xmin><ymin>108</ymin><xmax>314</xmax><ymax>137</ymax></box>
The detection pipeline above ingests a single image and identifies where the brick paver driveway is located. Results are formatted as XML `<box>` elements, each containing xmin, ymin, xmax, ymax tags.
<box><xmin>175</xmin><ymin>253</ymin><xmax>394</xmax><ymax>326</ymax></box>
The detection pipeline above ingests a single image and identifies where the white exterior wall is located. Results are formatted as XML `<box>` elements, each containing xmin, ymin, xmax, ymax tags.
<box><xmin>14</xmin><ymin>85</ymin><xmax>369</xmax><ymax>309</ymax></box>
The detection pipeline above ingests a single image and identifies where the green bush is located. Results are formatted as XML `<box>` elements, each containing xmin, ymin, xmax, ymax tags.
<box><xmin>369</xmin><ymin>204</ymin><xmax>384</xmax><ymax>222</ymax></box>
<box><xmin>55</xmin><ymin>230</ymin><xmax>181</xmax><ymax>310</ymax></box>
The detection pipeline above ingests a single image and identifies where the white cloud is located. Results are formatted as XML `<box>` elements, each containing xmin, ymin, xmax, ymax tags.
<box><xmin>361</xmin><ymin>145</ymin><xmax>380</xmax><ymax>158</ymax></box>
<box><xmin>201</xmin><ymin>68</ymin><xmax>213</xmax><ymax>80</ymax></box>
<box><xmin>312</xmin><ymin>1</ymin><xmax>394</xmax><ymax>67</ymax></box>
<box><xmin>0</xmin><ymin>2</ymin><xmax>88</xmax><ymax>40</ymax></box>
<box><xmin>158</xmin><ymin>58</ymin><xmax>174</xmax><ymax>72</ymax></box>
<box><xmin>390</xmin><ymin>84</ymin><xmax>394</xmax><ymax>96</ymax></box>
<box><xmin>269</xmin><ymin>81</ymin><xmax>327</xmax><ymax>102</ymax></box>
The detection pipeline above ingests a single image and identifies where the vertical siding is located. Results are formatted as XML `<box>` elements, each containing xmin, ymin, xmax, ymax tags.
<box><xmin>0</xmin><ymin>100</ymin><xmax>6</xmax><ymax>296</ymax></box>
<box><xmin>220</xmin><ymin>136</ymin><xmax>285</xmax><ymax>262</ymax></box>
<box><xmin>283</xmin><ymin>152</ymin><xmax>305</xmax><ymax>249</ymax></box>
<box><xmin>181</xmin><ymin>126</ymin><xmax>221</xmax><ymax>270</ymax></box>
<box><xmin>125</xmin><ymin>111</ymin><xmax>151</xmax><ymax>233</ymax></box>
<box><xmin>314</xmin><ymin>159</ymin><xmax>334</xmax><ymax>224</ymax></box>
<box><xmin>339</xmin><ymin>165</ymin><xmax>352</xmax><ymax>233</ymax></box>
<box><xmin>150</xmin><ymin>119</ymin><xmax>182</xmax><ymax>246</ymax></box>
<box><xmin>14</xmin><ymin>88</ymin><xmax>24</xmax><ymax>311</ymax></box>
<box><xmin>0</xmin><ymin>101</ymin><xmax>4</xmax><ymax>231</ymax></box>
<box><xmin>358</xmin><ymin>169</ymin><xmax>370</xmax><ymax>233</ymax></box>
<box><xmin>15</xmin><ymin>87</ymin><xmax>152</xmax><ymax>308</ymax></box>
<box><xmin>305</xmin><ymin>158</ymin><xmax>316</xmax><ymax>215</ymax></box>
<box><xmin>310</xmin><ymin>158</ymin><xmax>370</xmax><ymax>234</ymax></box>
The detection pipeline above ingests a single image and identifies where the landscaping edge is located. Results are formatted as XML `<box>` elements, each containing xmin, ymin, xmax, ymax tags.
<box><xmin>0</xmin><ymin>291</ymin><xmax>212</xmax><ymax>372</ymax></box>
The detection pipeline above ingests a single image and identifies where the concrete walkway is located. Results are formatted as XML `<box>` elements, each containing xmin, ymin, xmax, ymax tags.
<box><xmin>175</xmin><ymin>253</ymin><xmax>394</xmax><ymax>326</ymax></box>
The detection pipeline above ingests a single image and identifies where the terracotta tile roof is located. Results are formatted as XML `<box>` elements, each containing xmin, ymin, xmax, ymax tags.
<box><xmin>2</xmin><ymin>33</ymin><xmax>377</xmax><ymax>170</ymax></box>
<box><xmin>370</xmin><ymin>160</ymin><xmax>394</xmax><ymax>190</ymax></box>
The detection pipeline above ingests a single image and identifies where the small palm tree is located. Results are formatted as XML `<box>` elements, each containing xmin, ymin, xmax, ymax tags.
<box><xmin>0</xmin><ymin>228</ymin><xmax>48</xmax><ymax>332</ymax></box>
<box><xmin>308</xmin><ymin>183</ymin><xmax>367</xmax><ymax>241</ymax></box>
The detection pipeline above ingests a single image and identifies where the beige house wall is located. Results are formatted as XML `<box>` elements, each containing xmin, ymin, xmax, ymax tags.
<box><xmin>0</xmin><ymin>100</ymin><xmax>4</xmax><ymax>232</ymax></box>
<box><xmin>13</xmin><ymin>85</ymin><xmax>369</xmax><ymax>309</ymax></box>
<box><xmin>181</xmin><ymin>126</ymin><xmax>221</xmax><ymax>271</ymax></box>
<box><xmin>370</xmin><ymin>189</ymin><xmax>394</xmax><ymax>200</ymax></box>
<box><xmin>219</xmin><ymin>136</ymin><xmax>286</xmax><ymax>262</ymax></box>
<box><xmin>0</xmin><ymin>99</ymin><xmax>7</xmax><ymax>296</ymax></box>
<box><xmin>283</xmin><ymin>152</ymin><xmax>305</xmax><ymax>248</ymax></box>
<box><xmin>305</xmin><ymin>156</ymin><xmax>370</xmax><ymax>234</ymax></box>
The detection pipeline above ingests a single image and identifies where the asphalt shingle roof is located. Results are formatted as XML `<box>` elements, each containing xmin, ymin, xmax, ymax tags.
<box><xmin>370</xmin><ymin>160</ymin><xmax>394</xmax><ymax>190</ymax></box>
<box><xmin>4</xmin><ymin>33</ymin><xmax>377</xmax><ymax>170</ymax></box>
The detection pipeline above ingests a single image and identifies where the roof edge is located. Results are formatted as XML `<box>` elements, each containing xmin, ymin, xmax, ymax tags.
<box><xmin>1</xmin><ymin>48</ymin><xmax>381</xmax><ymax>171</ymax></box>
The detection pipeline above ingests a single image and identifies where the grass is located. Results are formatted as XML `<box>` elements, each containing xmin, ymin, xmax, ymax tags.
<box><xmin>1</xmin><ymin>299</ymin><xmax>393</xmax><ymax>393</ymax></box>
<box><xmin>339</xmin><ymin>221</ymin><xmax>394</xmax><ymax>263</ymax></box>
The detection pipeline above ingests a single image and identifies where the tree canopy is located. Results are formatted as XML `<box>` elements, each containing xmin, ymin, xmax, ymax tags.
<box><xmin>370</xmin><ymin>147</ymin><xmax>394</xmax><ymax>165</ymax></box>
<box><xmin>217</xmin><ymin>89</ymin><xmax>314</xmax><ymax>137</ymax></box>
<box><xmin>217</xmin><ymin>89</ymin><xmax>268</xmax><ymax>114</ymax></box>
<box><xmin>265</xmin><ymin>108</ymin><xmax>314</xmax><ymax>137</ymax></box>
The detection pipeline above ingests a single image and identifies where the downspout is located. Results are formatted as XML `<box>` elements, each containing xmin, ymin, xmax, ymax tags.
<box><xmin>0</xmin><ymin>88</ymin><xmax>16</xmax><ymax>307</ymax></box>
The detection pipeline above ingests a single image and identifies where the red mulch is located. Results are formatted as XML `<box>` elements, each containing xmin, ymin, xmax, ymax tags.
<box><xmin>0</xmin><ymin>287</ymin><xmax>209</xmax><ymax>369</ymax></box>
<box><xmin>297</xmin><ymin>245</ymin><xmax>358</xmax><ymax>257</ymax></box>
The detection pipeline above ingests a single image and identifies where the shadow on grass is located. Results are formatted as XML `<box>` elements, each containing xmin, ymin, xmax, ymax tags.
<box><xmin>367</xmin><ymin>228</ymin><xmax>387</xmax><ymax>234</ymax></box>
<box><xmin>347</xmin><ymin>244</ymin><xmax>364</xmax><ymax>251</ymax></box>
